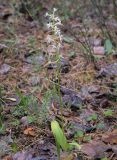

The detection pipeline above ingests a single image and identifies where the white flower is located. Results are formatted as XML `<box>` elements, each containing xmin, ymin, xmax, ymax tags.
<box><xmin>51</xmin><ymin>44</ymin><xmax>57</xmax><ymax>49</ymax></box>
<box><xmin>57</xmin><ymin>43</ymin><xmax>62</xmax><ymax>49</ymax></box>
<box><xmin>55</xmin><ymin>17</ymin><xmax>62</xmax><ymax>25</ymax></box>
<box><xmin>53</xmin><ymin>8</ymin><xmax>57</xmax><ymax>12</ymax></box>
<box><xmin>59</xmin><ymin>35</ymin><xmax>63</xmax><ymax>42</ymax></box>
<box><xmin>46</xmin><ymin>35</ymin><xmax>54</xmax><ymax>43</ymax></box>
<box><xmin>55</xmin><ymin>17</ymin><xmax>60</xmax><ymax>22</ymax></box>
<box><xmin>45</xmin><ymin>12</ymin><xmax>49</xmax><ymax>17</ymax></box>
<box><xmin>56</xmin><ymin>21</ymin><xmax>62</xmax><ymax>26</ymax></box>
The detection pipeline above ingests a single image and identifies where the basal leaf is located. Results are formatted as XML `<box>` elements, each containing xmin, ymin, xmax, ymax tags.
<box><xmin>69</xmin><ymin>141</ymin><xmax>81</xmax><ymax>150</ymax></box>
<box><xmin>104</xmin><ymin>39</ymin><xmax>113</xmax><ymax>55</ymax></box>
<box><xmin>51</xmin><ymin>120</ymin><xmax>69</xmax><ymax>151</ymax></box>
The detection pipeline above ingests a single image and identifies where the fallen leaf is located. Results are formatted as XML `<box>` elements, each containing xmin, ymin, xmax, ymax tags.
<box><xmin>29</xmin><ymin>76</ymin><xmax>40</xmax><ymax>86</ymax></box>
<box><xmin>0</xmin><ymin>43</ymin><xmax>8</xmax><ymax>53</ymax></box>
<box><xmin>112</xmin><ymin>145</ymin><xmax>117</xmax><ymax>156</ymax></box>
<box><xmin>4</xmin><ymin>96</ymin><xmax>20</xmax><ymax>106</ymax></box>
<box><xmin>0</xmin><ymin>64</ymin><xmax>11</xmax><ymax>74</ymax></box>
<box><xmin>93</xmin><ymin>46</ymin><xmax>105</xmax><ymax>55</ymax></box>
<box><xmin>24</xmin><ymin>127</ymin><xmax>35</xmax><ymax>136</ymax></box>
<box><xmin>81</xmin><ymin>141</ymin><xmax>109</xmax><ymax>159</ymax></box>
<box><xmin>20</xmin><ymin>116</ymin><xmax>29</xmax><ymax>126</ymax></box>
<box><xmin>102</xmin><ymin>129</ymin><xmax>117</xmax><ymax>144</ymax></box>
<box><xmin>3</xmin><ymin>155</ymin><xmax>12</xmax><ymax>160</ymax></box>
<box><xmin>63</xmin><ymin>36</ymin><xmax>74</xmax><ymax>44</ymax></box>
<box><xmin>89</xmin><ymin>37</ymin><xmax>102</xmax><ymax>46</ymax></box>
<box><xmin>5</xmin><ymin>98</ymin><xmax>17</xmax><ymax>102</ymax></box>
<box><xmin>0</xmin><ymin>7</ymin><xmax>13</xmax><ymax>19</ymax></box>
<box><xmin>12</xmin><ymin>151</ymin><xmax>32</xmax><ymax>160</ymax></box>
<box><xmin>98</xmin><ymin>63</ymin><xmax>117</xmax><ymax>77</ymax></box>
<box><xmin>0</xmin><ymin>139</ymin><xmax>11</xmax><ymax>158</ymax></box>
<box><xmin>61</xmin><ymin>153</ymin><xmax>75</xmax><ymax>160</ymax></box>
<box><xmin>37</xmin><ymin>93</ymin><xmax>43</xmax><ymax>102</ymax></box>
<box><xmin>25</xmin><ymin>54</ymin><xmax>45</xmax><ymax>66</ymax></box>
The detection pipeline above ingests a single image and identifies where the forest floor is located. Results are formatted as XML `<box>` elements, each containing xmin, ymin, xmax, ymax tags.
<box><xmin>0</xmin><ymin>1</ymin><xmax>117</xmax><ymax>160</ymax></box>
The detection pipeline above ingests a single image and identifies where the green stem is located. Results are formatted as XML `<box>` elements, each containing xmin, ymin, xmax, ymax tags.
<box><xmin>56</xmin><ymin>54</ymin><xmax>64</xmax><ymax>131</ymax></box>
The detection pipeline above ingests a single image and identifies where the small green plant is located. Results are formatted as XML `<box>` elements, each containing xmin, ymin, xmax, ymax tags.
<box><xmin>51</xmin><ymin>120</ymin><xmax>81</xmax><ymax>160</ymax></box>
<box><xmin>12</xmin><ymin>93</ymin><xmax>30</xmax><ymax>117</ymax></box>
<box><xmin>103</xmin><ymin>109</ymin><xmax>113</xmax><ymax>117</ymax></box>
<box><xmin>3</xmin><ymin>37</ymin><xmax>19</xmax><ymax>55</ymax></box>
<box><xmin>10</xmin><ymin>119</ymin><xmax>20</xmax><ymax>127</ymax></box>
<box><xmin>86</xmin><ymin>114</ymin><xmax>98</xmax><ymax>121</ymax></box>
<box><xmin>97</xmin><ymin>122</ymin><xmax>105</xmax><ymax>130</ymax></box>
<box><xmin>45</xmin><ymin>8</ymin><xmax>64</xmax><ymax>123</ymax></box>
<box><xmin>12</xmin><ymin>88</ymin><xmax>55</xmax><ymax>125</ymax></box>
<box><xmin>11</xmin><ymin>90</ymin><xmax>40</xmax><ymax>125</ymax></box>
<box><xmin>74</xmin><ymin>130</ymin><xmax>84</xmax><ymax>138</ymax></box>
<box><xmin>46</xmin><ymin>9</ymin><xmax>81</xmax><ymax>159</ymax></box>
<box><xmin>11</xmin><ymin>142</ymin><xmax>19</xmax><ymax>153</ymax></box>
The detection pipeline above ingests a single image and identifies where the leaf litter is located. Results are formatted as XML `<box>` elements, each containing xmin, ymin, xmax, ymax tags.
<box><xmin>0</xmin><ymin>1</ymin><xmax>117</xmax><ymax>160</ymax></box>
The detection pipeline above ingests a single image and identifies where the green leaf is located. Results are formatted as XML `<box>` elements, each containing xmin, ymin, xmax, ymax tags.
<box><xmin>63</xmin><ymin>36</ymin><xmax>74</xmax><ymax>44</ymax></box>
<box><xmin>104</xmin><ymin>39</ymin><xmax>113</xmax><ymax>55</ymax></box>
<box><xmin>69</xmin><ymin>141</ymin><xmax>81</xmax><ymax>150</ymax></box>
<box><xmin>11</xmin><ymin>143</ymin><xmax>19</xmax><ymax>153</ymax></box>
<box><xmin>51</xmin><ymin>120</ymin><xmax>69</xmax><ymax>151</ymax></box>
<box><xmin>86</xmin><ymin>114</ymin><xmax>97</xmax><ymax>121</ymax></box>
<box><xmin>74</xmin><ymin>130</ymin><xmax>84</xmax><ymax>138</ymax></box>
<box><xmin>103</xmin><ymin>109</ymin><xmax>113</xmax><ymax>117</ymax></box>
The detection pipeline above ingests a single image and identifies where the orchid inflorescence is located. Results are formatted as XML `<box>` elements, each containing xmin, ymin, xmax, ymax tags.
<box><xmin>45</xmin><ymin>8</ymin><xmax>63</xmax><ymax>60</ymax></box>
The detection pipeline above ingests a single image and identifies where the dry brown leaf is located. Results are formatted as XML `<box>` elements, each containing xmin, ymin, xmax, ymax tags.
<box><xmin>93</xmin><ymin>46</ymin><xmax>105</xmax><ymax>55</ymax></box>
<box><xmin>37</xmin><ymin>93</ymin><xmax>43</xmax><ymax>102</ymax></box>
<box><xmin>5</xmin><ymin>97</ymin><xmax>17</xmax><ymax>102</ymax></box>
<box><xmin>23</xmin><ymin>127</ymin><xmax>35</xmax><ymax>136</ymax></box>
<box><xmin>61</xmin><ymin>153</ymin><xmax>75</xmax><ymax>160</ymax></box>
<box><xmin>112</xmin><ymin>145</ymin><xmax>117</xmax><ymax>156</ymax></box>
<box><xmin>81</xmin><ymin>141</ymin><xmax>109</xmax><ymax>159</ymax></box>
<box><xmin>102</xmin><ymin>129</ymin><xmax>117</xmax><ymax>144</ymax></box>
<box><xmin>3</xmin><ymin>155</ymin><xmax>12</xmax><ymax>160</ymax></box>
